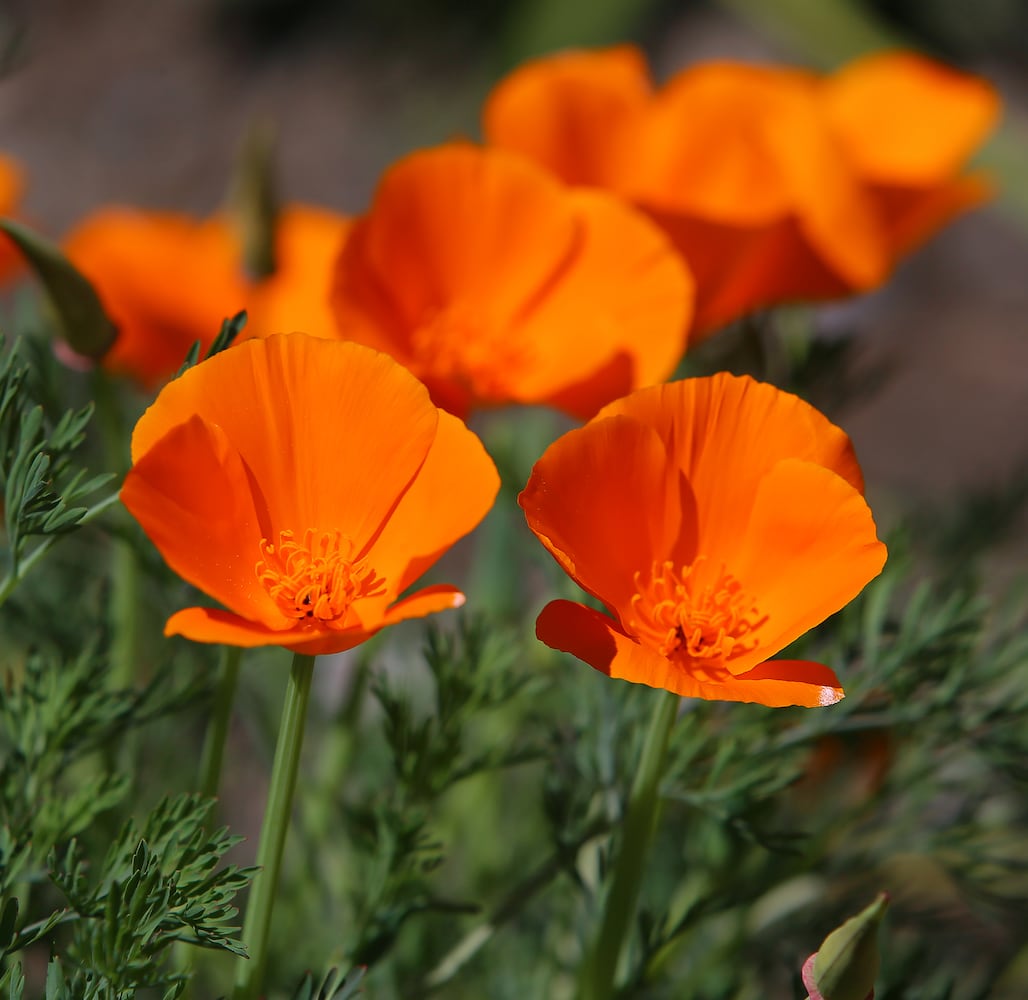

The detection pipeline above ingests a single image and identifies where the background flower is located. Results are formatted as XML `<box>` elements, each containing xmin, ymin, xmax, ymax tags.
<box><xmin>485</xmin><ymin>45</ymin><xmax>998</xmax><ymax>338</ymax></box>
<box><xmin>63</xmin><ymin>205</ymin><xmax>350</xmax><ymax>387</ymax></box>
<box><xmin>121</xmin><ymin>333</ymin><xmax>499</xmax><ymax>654</ymax></box>
<box><xmin>520</xmin><ymin>373</ymin><xmax>887</xmax><ymax>706</ymax></box>
<box><xmin>329</xmin><ymin>142</ymin><xmax>693</xmax><ymax>419</ymax></box>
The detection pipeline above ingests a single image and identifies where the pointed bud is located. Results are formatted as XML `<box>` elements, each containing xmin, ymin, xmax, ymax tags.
<box><xmin>802</xmin><ymin>893</ymin><xmax>889</xmax><ymax>1000</ymax></box>
<box><xmin>0</xmin><ymin>217</ymin><xmax>117</xmax><ymax>359</ymax></box>
<box><xmin>228</xmin><ymin>119</ymin><xmax>279</xmax><ymax>280</ymax></box>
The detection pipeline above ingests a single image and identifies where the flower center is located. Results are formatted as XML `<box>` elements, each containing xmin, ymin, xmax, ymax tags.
<box><xmin>411</xmin><ymin>304</ymin><xmax>529</xmax><ymax>398</ymax></box>
<box><xmin>256</xmin><ymin>528</ymin><xmax>386</xmax><ymax>629</ymax></box>
<box><xmin>629</xmin><ymin>558</ymin><xmax>765</xmax><ymax>665</ymax></box>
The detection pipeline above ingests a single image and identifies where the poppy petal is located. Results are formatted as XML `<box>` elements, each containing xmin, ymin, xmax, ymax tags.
<box><xmin>504</xmin><ymin>188</ymin><xmax>692</xmax><ymax>416</ymax></box>
<box><xmin>537</xmin><ymin>600</ymin><xmax>843</xmax><ymax>707</ymax></box>
<box><xmin>130</xmin><ymin>335</ymin><xmax>439</xmax><ymax>551</ymax></box>
<box><xmin>245</xmin><ymin>205</ymin><xmax>352</xmax><ymax>341</ymax></box>
<box><xmin>366</xmin><ymin>409</ymin><xmax>500</xmax><ymax>596</ymax></box>
<box><xmin>520</xmin><ymin>414</ymin><xmax>683</xmax><ymax>619</ymax></box>
<box><xmin>822</xmin><ymin>52</ymin><xmax>1000</xmax><ymax>187</ymax></box>
<box><xmin>382</xmin><ymin>584</ymin><xmax>466</xmax><ymax>625</ymax></box>
<box><xmin>596</xmin><ymin>374</ymin><xmax>865</xmax><ymax>568</ymax></box>
<box><xmin>121</xmin><ymin>414</ymin><xmax>285</xmax><ymax>627</ymax></box>
<box><xmin>343</xmin><ymin>144</ymin><xmax>579</xmax><ymax>331</ymax></box>
<box><xmin>731</xmin><ymin>459</ymin><xmax>886</xmax><ymax>670</ymax></box>
<box><xmin>64</xmin><ymin>210</ymin><xmax>246</xmax><ymax>387</ymax></box>
<box><xmin>483</xmin><ymin>45</ymin><xmax>653</xmax><ymax>189</ymax></box>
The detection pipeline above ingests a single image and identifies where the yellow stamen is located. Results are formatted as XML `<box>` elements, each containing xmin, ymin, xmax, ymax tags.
<box><xmin>629</xmin><ymin>558</ymin><xmax>765</xmax><ymax>665</ymax></box>
<box><xmin>256</xmin><ymin>528</ymin><xmax>385</xmax><ymax>630</ymax></box>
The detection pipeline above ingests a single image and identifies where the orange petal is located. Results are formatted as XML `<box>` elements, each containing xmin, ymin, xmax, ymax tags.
<box><xmin>366</xmin><ymin>409</ymin><xmax>499</xmax><ymax>597</ymax></box>
<box><xmin>759</xmin><ymin>82</ymin><xmax>888</xmax><ymax>292</ymax></box>
<box><xmin>638</xmin><ymin>62</ymin><xmax>807</xmax><ymax>223</ymax></box>
<box><xmin>650</xmin><ymin>210</ymin><xmax>852</xmax><ymax>339</ymax></box>
<box><xmin>822</xmin><ymin>51</ymin><xmax>1000</xmax><ymax>187</ymax></box>
<box><xmin>597</xmin><ymin>374</ymin><xmax>865</xmax><ymax>567</ymax></box>
<box><xmin>245</xmin><ymin>204</ymin><xmax>352</xmax><ymax>341</ymax></box>
<box><xmin>381</xmin><ymin>584</ymin><xmax>466</xmax><ymax>625</ymax></box>
<box><xmin>166</xmin><ymin>606</ymin><xmax>376</xmax><ymax>656</ymax></box>
<box><xmin>731</xmin><ymin>459</ymin><xmax>886</xmax><ymax>669</ymax></box>
<box><xmin>64</xmin><ymin>209</ymin><xmax>246</xmax><ymax>387</ymax></box>
<box><xmin>337</xmin><ymin>143</ymin><xmax>578</xmax><ymax>332</ymax></box>
<box><xmin>520</xmin><ymin>414</ymin><xmax>682</xmax><ymax>620</ymax></box>
<box><xmin>868</xmin><ymin>173</ymin><xmax>994</xmax><ymax>258</ymax></box>
<box><xmin>537</xmin><ymin>600</ymin><xmax>843</xmax><ymax>707</ymax></box>
<box><xmin>130</xmin><ymin>335</ymin><xmax>438</xmax><ymax>552</ymax></box>
<box><xmin>0</xmin><ymin>156</ymin><xmax>25</xmax><ymax>282</ymax></box>
<box><xmin>503</xmin><ymin>188</ymin><xmax>692</xmax><ymax>416</ymax></box>
<box><xmin>121</xmin><ymin>414</ymin><xmax>286</xmax><ymax>627</ymax></box>
<box><xmin>483</xmin><ymin>45</ymin><xmax>653</xmax><ymax>189</ymax></box>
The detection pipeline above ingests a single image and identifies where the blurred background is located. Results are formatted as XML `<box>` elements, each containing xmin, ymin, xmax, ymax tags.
<box><xmin>0</xmin><ymin>0</ymin><xmax>1026</xmax><ymax>556</ymax></box>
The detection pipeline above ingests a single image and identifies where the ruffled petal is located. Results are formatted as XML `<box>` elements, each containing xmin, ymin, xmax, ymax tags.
<box><xmin>868</xmin><ymin>174</ymin><xmax>994</xmax><ymax>258</ymax></box>
<box><xmin>381</xmin><ymin>584</ymin><xmax>466</xmax><ymax>625</ymax></box>
<box><xmin>64</xmin><ymin>210</ymin><xmax>246</xmax><ymax>387</ymax></box>
<box><xmin>121</xmin><ymin>414</ymin><xmax>285</xmax><ymax>626</ymax></box>
<box><xmin>366</xmin><ymin>409</ymin><xmax>499</xmax><ymax>596</ymax></box>
<box><xmin>520</xmin><ymin>414</ymin><xmax>683</xmax><ymax>620</ymax></box>
<box><xmin>340</xmin><ymin>144</ymin><xmax>579</xmax><ymax>332</ymax></box>
<box><xmin>537</xmin><ymin>600</ymin><xmax>843</xmax><ymax>707</ymax></box>
<box><xmin>130</xmin><ymin>335</ymin><xmax>438</xmax><ymax>552</ymax></box>
<box><xmin>503</xmin><ymin>188</ymin><xmax>692</xmax><ymax>416</ymax></box>
<box><xmin>822</xmin><ymin>51</ymin><xmax>1000</xmax><ymax>187</ymax></box>
<box><xmin>731</xmin><ymin>459</ymin><xmax>886</xmax><ymax>669</ymax></box>
<box><xmin>596</xmin><ymin>374</ymin><xmax>865</xmax><ymax>567</ymax></box>
<box><xmin>483</xmin><ymin>45</ymin><xmax>653</xmax><ymax>189</ymax></box>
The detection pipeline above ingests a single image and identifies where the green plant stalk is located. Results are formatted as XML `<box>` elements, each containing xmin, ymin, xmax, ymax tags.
<box><xmin>233</xmin><ymin>652</ymin><xmax>316</xmax><ymax>1000</ymax></box>
<box><xmin>198</xmin><ymin>646</ymin><xmax>243</xmax><ymax>800</ymax></box>
<box><xmin>578</xmin><ymin>689</ymin><xmax>680</xmax><ymax>1000</ymax></box>
<box><xmin>92</xmin><ymin>371</ymin><xmax>144</xmax><ymax>691</ymax></box>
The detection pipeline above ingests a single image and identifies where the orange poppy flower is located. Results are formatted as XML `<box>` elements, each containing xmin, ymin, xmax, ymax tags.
<box><xmin>63</xmin><ymin>204</ymin><xmax>350</xmax><ymax>387</ymax></box>
<box><xmin>519</xmin><ymin>373</ymin><xmax>886</xmax><ymax>706</ymax></box>
<box><xmin>0</xmin><ymin>155</ymin><xmax>26</xmax><ymax>282</ymax></box>
<box><xmin>484</xmin><ymin>46</ymin><xmax>998</xmax><ymax>339</ymax></box>
<box><xmin>121</xmin><ymin>333</ymin><xmax>499</xmax><ymax>655</ymax></box>
<box><xmin>820</xmin><ymin>51</ymin><xmax>999</xmax><ymax>259</ymax></box>
<box><xmin>329</xmin><ymin>142</ymin><xmax>693</xmax><ymax>420</ymax></box>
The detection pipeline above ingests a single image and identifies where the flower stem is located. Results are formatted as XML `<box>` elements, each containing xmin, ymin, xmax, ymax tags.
<box><xmin>232</xmin><ymin>652</ymin><xmax>316</xmax><ymax>1000</ymax></box>
<box><xmin>198</xmin><ymin>646</ymin><xmax>243</xmax><ymax>800</ymax></box>
<box><xmin>577</xmin><ymin>689</ymin><xmax>680</xmax><ymax>1000</ymax></box>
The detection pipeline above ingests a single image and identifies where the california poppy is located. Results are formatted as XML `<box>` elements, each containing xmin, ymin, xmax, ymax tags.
<box><xmin>121</xmin><ymin>333</ymin><xmax>499</xmax><ymax>655</ymax></box>
<box><xmin>329</xmin><ymin>142</ymin><xmax>693</xmax><ymax>420</ymax></box>
<box><xmin>519</xmin><ymin>373</ymin><xmax>886</xmax><ymax>706</ymax></box>
<box><xmin>485</xmin><ymin>46</ymin><xmax>998</xmax><ymax>339</ymax></box>
<box><xmin>0</xmin><ymin>155</ymin><xmax>25</xmax><ymax>282</ymax></box>
<box><xmin>63</xmin><ymin>204</ymin><xmax>350</xmax><ymax>387</ymax></box>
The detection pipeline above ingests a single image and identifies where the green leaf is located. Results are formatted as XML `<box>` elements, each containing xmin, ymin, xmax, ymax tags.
<box><xmin>0</xmin><ymin>218</ymin><xmax>117</xmax><ymax>359</ymax></box>
<box><xmin>802</xmin><ymin>893</ymin><xmax>889</xmax><ymax>1000</ymax></box>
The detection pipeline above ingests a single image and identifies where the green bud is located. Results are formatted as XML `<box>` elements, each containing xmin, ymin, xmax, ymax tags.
<box><xmin>229</xmin><ymin>119</ymin><xmax>279</xmax><ymax>281</ymax></box>
<box><xmin>0</xmin><ymin>217</ymin><xmax>117</xmax><ymax>359</ymax></box>
<box><xmin>802</xmin><ymin>893</ymin><xmax>889</xmax><ymax>1000</ymax></box>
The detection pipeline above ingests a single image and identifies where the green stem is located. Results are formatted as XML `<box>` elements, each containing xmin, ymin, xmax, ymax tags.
<box><xmin>233</xmin><ymin>653</ymin><xmax>316</xmax><ymax>1000</ymax></box>
<box><xmin>0</xmin><ymin>492</ymin><xmax>120</xmax><ymax>608</ymax></box>
<box><xmin>578</xmin><ymin>690</ymin><xmax>680</xmax><ymax>1000</ymax></box>
<box><xmin>198</xmin><ymin>647</ymin><xmax>243</xmax><ymax>800</ymax></box>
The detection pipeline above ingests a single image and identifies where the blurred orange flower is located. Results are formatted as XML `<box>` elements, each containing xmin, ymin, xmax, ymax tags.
<box><xmin>121</xmin><ymin>334</ymin><xmax>499</xmax><ymax>655</ymax></box>
<box><xmin>519</xmin><ymin>373</ymin><xmax>886</xmax><ymax>706</ymax></box>
<box><xmin>485</xmin><ymin>46</ymin><xmax>998</xmax><ymax>338</ymax></box>
<box><xmin>329</xmin><ymin>143</ymin><xmax>693</xmax><ymax>420</ymax></box>
<box><xmin>0</xmin><ymin>155</ymin><xmax>26</xmax><ymax>282</ymax></box>
<box><xmin>63</xmin><ymin>205</ymin><xmax>350</xmax><ymax>387</ymax></box>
